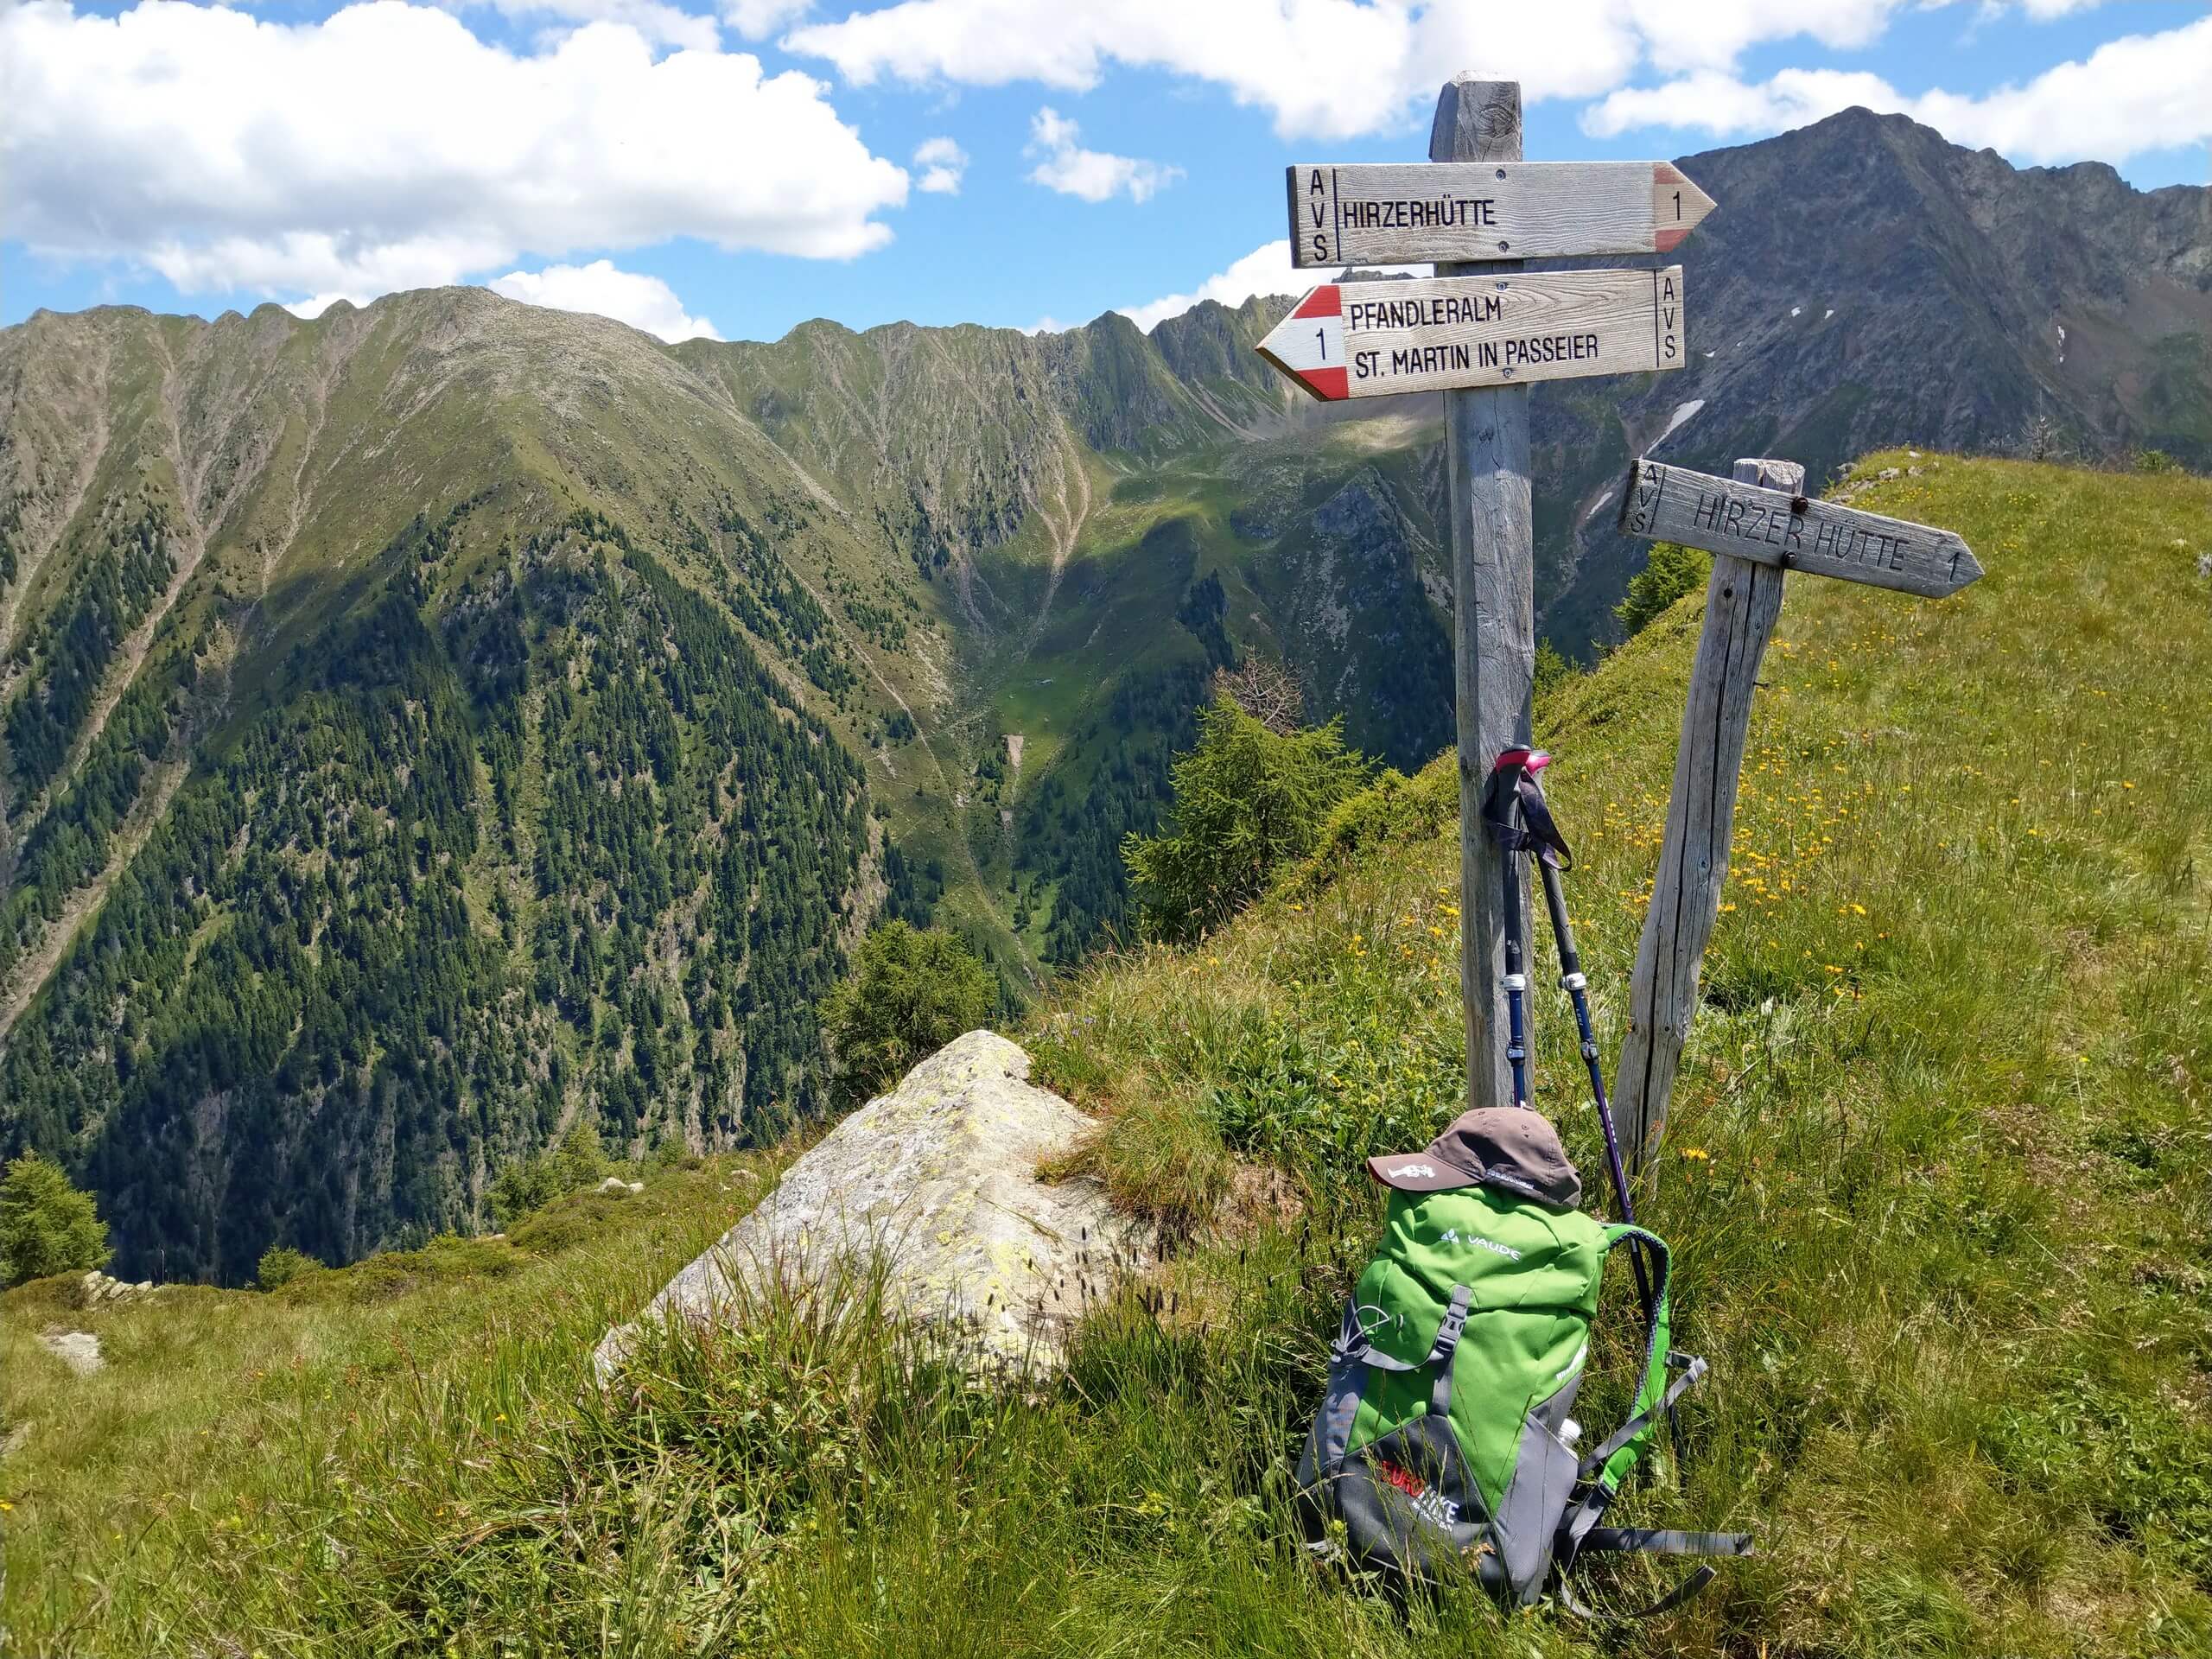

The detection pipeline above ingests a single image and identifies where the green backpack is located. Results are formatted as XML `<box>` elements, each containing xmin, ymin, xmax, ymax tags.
<box><xmin>1295</xmin><ymin>1108</ymin><xmax>1747</xmax><ymax>1615</ymax></box>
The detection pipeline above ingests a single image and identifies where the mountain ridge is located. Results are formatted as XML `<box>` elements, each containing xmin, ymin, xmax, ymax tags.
<box><xmin>0</xmin><ymin>106</ymin><xmax>2205</xmax><ymax>1279</ymax></box>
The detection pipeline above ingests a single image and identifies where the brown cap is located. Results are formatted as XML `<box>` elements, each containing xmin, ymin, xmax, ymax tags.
<box><xmin>1365</xmin><ymin>1108</ymin><xmax>1583</xmax><ymax>1209</ymax></box>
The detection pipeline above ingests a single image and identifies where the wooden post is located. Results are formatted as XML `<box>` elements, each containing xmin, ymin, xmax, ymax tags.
<box><xmin>1433</xmin><ymin>75</ymin><xmax>1533</xmax><ymax>1116</ymax></box>
<box><xmin>1614</xmin><ymin>458</ymin><xmax>1802</xmax><ymax>1166</ymax></box>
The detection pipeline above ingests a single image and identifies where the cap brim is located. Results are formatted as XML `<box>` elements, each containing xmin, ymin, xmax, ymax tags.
<box><xmin>1364</xmin><ymin>1153</ymin><xmax>1481</xmax><ymax>1192</ymax></box>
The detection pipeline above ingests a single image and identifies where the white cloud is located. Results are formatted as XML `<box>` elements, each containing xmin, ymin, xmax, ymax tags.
<box><xmin>1116</xmin><ymin>238</ymin><xmax>1425</xmax><ymax>334</ymax></box>
<box><xmin>0</xmin><ymin>0</ymin><xmax>909</xmax><ymax>309</ymax></box>
<box><xmin>912</xmin><ymin>135</ymin><xmax>969</xmax><ymax>194</ymax></box>
<box><xmin>725</xmin><ymin>0</ymin><xmax>811</xmax><ymax>35</ymax></box>
<box><xmin>1025</xmin><ymin>106</ymin><xmax>1179</xmax><ymax>203</ymax></box>
<box><xmin>454</xmin><ymin>0</ymin><xmax>723</xmax><ymax>52</ymax></box>
<box><xmin>488</xmin><ymin>260</ymin><xmax>721</xmax><ymax>340</ymax></box>
<box><xmin>784</xmin><ymin>1</ymin><xmax>1951</xmax><ymax>142</ymax></box>
<box><xmin>1583</xmin><ymin>12</ymin><xmax>2212</xmax><ymax>163</ymax></box>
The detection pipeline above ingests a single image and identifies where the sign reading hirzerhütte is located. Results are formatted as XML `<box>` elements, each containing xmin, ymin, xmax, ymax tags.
<box><xmin>1617</xmin><ymin>459</ymin><xmax>1983</xmax><ymax>599</ymax></box>
<box><xmin>1287</xmin><ymin>161</ymin><xmax>1716</xmax><ymax>267</ymax></box>
<box><xmin>1256</xmin><ymin>267</ymin><xmax>1686</xmax><ymax>401</ymax></box>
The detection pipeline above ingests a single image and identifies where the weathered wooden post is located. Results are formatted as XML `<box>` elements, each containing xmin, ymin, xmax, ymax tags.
<box><xmin>1612</xmin><ymin>455</ymin><xmax>1983</xmax><ymax>1165</ymax></box>
<box><xmin>1258</xmin><ymin>77</ymin><xmax>1711</xmax><ymax>1116</ymax></box>
<box><xmin>1613</xmin><ymin>459</ymin><xmax>1797</xmax><ymax>1164</ymax></box>
<box><xmin>1434</xmin><ymin>74</ymin><xmax>1531</xmax><ymax>1114</ymax></box>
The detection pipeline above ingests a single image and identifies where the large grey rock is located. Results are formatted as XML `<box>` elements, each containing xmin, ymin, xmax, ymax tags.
<box><xmin>593</xmin><ymin>1030</ymin><xmax>1146</xmax><ymax>1382</ymax></box>
<box><xmin>38</xmin><ymin>1329</ymin><xmax>103</xmax><ymax>1376</ymax></box>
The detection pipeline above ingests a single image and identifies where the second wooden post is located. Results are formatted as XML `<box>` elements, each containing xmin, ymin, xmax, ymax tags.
<box><xmin>1433</xmin><ymin>74</ymin><xmax>1535</xmax><ymax>1116</ymax></box>
<box><xmin>1613</xmin><ymin>457</ymin><xmax>1802</xmax><ymax>1165</ymax></box>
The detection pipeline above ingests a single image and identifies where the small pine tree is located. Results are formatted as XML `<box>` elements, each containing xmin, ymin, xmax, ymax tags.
<box><xmin>256</xmin><ymin>1244</ymin><xmax>325</xmax><ymax>1291</ymax></box>
<box><xmin>1613</xmin><ymin>542</ymin><xmax>1712</xmax><ymax>641</ymax></box>
<box><xmin>1533</xmin><ymin>639</ymin><xmax>1579</xmax><ymax>698</ymax></box>
<box><xmin>488</xmin><ymin>1121</ymin><xmax>613</xmax><ymax>1229</ymax></box>
<box><xmin>1123</xmin><ymin>696</ymin><xmax>1370</xmax><ymax>944</ymax></box>
<box><xmin>820</xmin><ymin>922</ymin><xmax>995</xmax><ymax>1102</ymax></box>
<box><xmin>0</xmin><ymin>1153</ymin><xmax>112</xmax><ymax>1287</ymax></box>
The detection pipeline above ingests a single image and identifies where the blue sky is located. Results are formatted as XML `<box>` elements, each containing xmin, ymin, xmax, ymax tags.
<box><xmin>3</xmin><ymin>0</ymin><xmax>2208</xmax><ymax>345</ymax></box>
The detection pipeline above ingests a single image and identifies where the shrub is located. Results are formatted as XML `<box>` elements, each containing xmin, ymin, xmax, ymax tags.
<box><xmin>1612</xmin><ymin>540</ymin><xmax>1710</xmax><ymax>641</ymax></box>
<box><xmin>2135</xmin><ymin>448</ymin><xmax>2180</xmax><ymax>474</ymax></box>
<box><xmin>255</xmin><ymin>1244</ymin><xmax>326</xmax><ymax>1291</ymax></box>
<box><xmin>1122</xmin><ymin>696</ymin><xmax>1370</xmax><ymax>943</ymax></box>
<box><xmin>820</xmin><ymin>921</ymin><xmax>995</xmax><ymax>1101</ymax></box>
<box><xmin>488</xmin><ymin>1122</ymin><xmax>612</xmax><ymax>1229</ymax></box>
<box><xmin>0</xmin><ymin>1152</ymin><xmax>111</xmax><ymax>1287</ymax></box>
<box><xmin>275</xmin><ymin>1235</ymin><xmax>528</xmax><ymax>1306</ymax></box>
<box><xmin>1533</xmin><ymin>639</ymin><xmax>1580</xmax><ymax>697</ymax></box>
<box><xmin>1278</xmin><ymin>758</ymin><xmax>1457</xmax><ymax>899</ymax></box>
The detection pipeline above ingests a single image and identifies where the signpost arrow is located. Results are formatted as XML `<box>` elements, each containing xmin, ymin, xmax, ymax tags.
<box><xmin>1256</xmin><ymin>266</ymin><xmax>1687</xmax><ymax>400</ymax></box>
<box><xmin>1617</xmin><ymin>458</ymin><xmax>1983</xmax><ymax>598</ymax></box>
<box><xmin>1287</xmin><ymin>161</ymin><xmax>1716</xmax><ymax>267</ymax></box>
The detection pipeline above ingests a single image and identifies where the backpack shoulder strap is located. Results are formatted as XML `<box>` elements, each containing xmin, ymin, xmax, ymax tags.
<box><xmin>1582</xmin><ymin>1224</ymin><xmax>1676</xmax><ymax>1493</ymax></box>
<box><xmin>1553</xmin><ymin>1225</ymin><xmax>1750</xmax><ymax>1615</ymax></box>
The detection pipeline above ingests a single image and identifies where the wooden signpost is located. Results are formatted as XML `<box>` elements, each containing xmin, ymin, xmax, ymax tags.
<box><xmin>1611</xmin><ymin>459</ymin><xmax>1982</xmax><ymax>1165</ymax></box>
<box><xmin>1255</xmin><ymin>77</ymin><xmax>1967</xmax><ymax>1174</ymax></box>
<box><xmin>1253</xmin><ymin>73</ymin><xmax>1718</xmax><ymax>1119</ymax></box>
<box><xmin>1287</xmin><ymin>160</ymin><xmax>1716</xmax><ymax>267</ymax></box>
<box><xmin>1618</xmin><ymin>459</ymin><xmax>1982</xmax><ymax>599</ymax></box>
<box><xmin>1255</xmin><ymin>267</ymin><xmax>1686</xmax><ymax>400</ymax></box>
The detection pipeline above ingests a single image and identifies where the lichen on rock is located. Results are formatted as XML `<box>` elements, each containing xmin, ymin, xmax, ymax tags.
<box><xmin>593</xmin><ymin>1030</ymin><xmax>1148</xmax><ymax>1383</ymax></box>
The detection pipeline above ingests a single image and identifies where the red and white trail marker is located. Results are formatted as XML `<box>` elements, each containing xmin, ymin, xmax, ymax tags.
<box><xmin>1256</xmin><ymin>267</ymin><xmax>1686</xmax><ymax>401</ymax></box>
<box><xmin>1287</xmin><ymin>160</ymin><xmax>1716</xmax><ymax>267</ymax></box>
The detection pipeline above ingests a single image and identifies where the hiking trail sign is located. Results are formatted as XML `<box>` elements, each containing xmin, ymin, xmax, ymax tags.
<box><xmin>1255</xmin><ymin>267</ymin><xmax>1685</xmax><ymax>400</ymax></box>
<box><xmin>1618</xmin><ymin>459</ymin><xmax>1983</xmax><ymax>598</ymax></box>
<box><xmin>1255</xmin><ymin>74</ymin><xmax>1719</xmax><ymax>1122</ymax></box>
<box><xmin>1287</xmin><ymin>161</ymin><xmax>1716</xmax><ymax>267</ymax></box>
<box><xmin>1611</xmin><ymin>457</ymin><xmax>1983</xmax><ymax>1170</ymax></box>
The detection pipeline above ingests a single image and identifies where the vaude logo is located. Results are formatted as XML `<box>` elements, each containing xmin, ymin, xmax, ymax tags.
<box><xmin>1388</xmin><ymin>1162</ymin><xmax>1437</xmax><ymax>1179</ymax></box>
<box><xmin>1442</xmin><ymin>1230</ymin><xmax>1521</xmax><ymax>1261</ymax></box>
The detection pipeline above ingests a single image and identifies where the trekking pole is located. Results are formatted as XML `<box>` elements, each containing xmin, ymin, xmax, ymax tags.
<box><xmin>1483</xmin><ymin>751</ymin><xmax>1536</xmax><ymax>1111</ymax></box>
<box><xmin>1535</xmin><ymin>852</ymin><xmax>1656</xmax><ymax>1319</ymax></box>
<box><xmin>1522</xmin><ymin>763</ymin><xmax>1682</xmax><ymax>1456</ymax></box>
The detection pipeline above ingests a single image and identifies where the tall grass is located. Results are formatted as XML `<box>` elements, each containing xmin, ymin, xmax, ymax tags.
<box><xmin>5</xmin><ymin>454</ymin><xmax>2209</xmax><ymax>1656</ymax></box>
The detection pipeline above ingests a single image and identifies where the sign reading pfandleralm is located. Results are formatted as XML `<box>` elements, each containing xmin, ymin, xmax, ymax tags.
<box><xmin>1256</xmin><ymin>267</ymin><xmax>1686</xmax><ymax>400</ymax></box>
<box><xmin>1287</xmin><ymin>161</ymin><xmax>1716</xmax><ymax>267</ymax></box>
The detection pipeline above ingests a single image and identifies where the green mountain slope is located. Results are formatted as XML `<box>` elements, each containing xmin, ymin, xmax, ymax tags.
<box><xmin>3</xmin><ymin>105</ymin><xmax>2207</xmax><ymax>1282</ymax></box>
<box><xmin>0</xmin><ymin>296</ymin><xmax>908</xmax><ymax>1280</ymax></box>
<box><xmin>7</xmin><ymin>454</ymin><xmax>2207</xmax><ymax>1655</ymax></box>
<box><xmin>0</xmin><ymin>283</ymin><xmax>1450</xmax><ymax>1277</ymax></box>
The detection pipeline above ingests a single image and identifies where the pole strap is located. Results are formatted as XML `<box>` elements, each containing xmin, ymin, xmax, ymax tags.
<box><xmin>1427</xmin><ymin>1284</ymin><xmax>1472</xmax><ymax>1419</ymax></box>
<box><xmin>1575</xmin><ymin>1527</ymin><xmax>1753</xmax><ymax>1558</ymax></box>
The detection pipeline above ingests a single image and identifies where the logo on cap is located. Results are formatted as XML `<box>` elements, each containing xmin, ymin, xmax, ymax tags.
<box><xmin>1389</xmin><ymin>1162</ymin><xmax>1437</xmax><ymax>1179</ymax></box>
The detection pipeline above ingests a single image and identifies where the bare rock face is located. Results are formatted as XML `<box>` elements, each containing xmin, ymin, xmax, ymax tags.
<box><xmin>593</xmin><ymin>1030</ymin><xmax>1146</xmax><ymax>1383</ymax></box>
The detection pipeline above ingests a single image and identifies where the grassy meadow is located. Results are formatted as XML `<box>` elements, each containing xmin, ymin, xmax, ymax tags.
<box><xmin>5</xmin><ymin>452</ymin><xmax>2210</xmax><ymax>1656</ymax></box>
